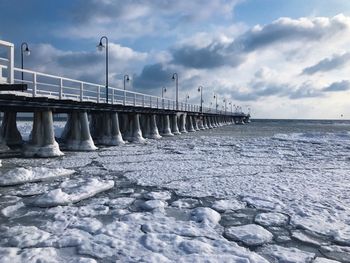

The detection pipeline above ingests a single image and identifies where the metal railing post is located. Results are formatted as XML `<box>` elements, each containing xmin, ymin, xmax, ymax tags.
<box><xmin>32</xmin><ymin>73</ymin><xmax>37</xmax><ymax>97</ymax></box>
<box><xmin>97</xmin><ymin>86</ymin><xmax>100</xmax><ymax>103</ymax></box>
<box><xmin>123</xmin><ymin>90</ymin><xmax>126</xmax><ymax>105</ymax></box>
<box><xmin>59</xmin><ymin>78</ymin><xmax>63</xmax><ymax>99</ymax></box>
<box><xmin>112</xmin><ymin>89</ymin><xmax>114</xmax><ymax>104</ymax></box>
<box><xmin>133</xmin><ymin>93</ymin><xmax>136</xmax><ymax>106</ymax></box>
<box><xmin>80</xmin><ymin>82</ymin><xmax>83</xmax><ymax>102</ymax></box>
<box><xmin>142</xmin><ymin>95</ymin><xmax>145</xmax><ymax>107</ymax></box>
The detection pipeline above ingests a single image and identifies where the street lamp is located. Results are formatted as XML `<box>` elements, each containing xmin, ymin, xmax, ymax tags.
<box><xmin>198</xmin><ymin>86</ymin><xmax>203</xmax><ymax>113</ymax></box>
<box><xmin>172</xmin><ymin>73</ymin><xmax>178</xmax><ymax>110</ymax></box>
<box><xmin>123</xmin><ymin>74</ymin><xmax>130</xmax><ymax>90</ymax></box>
<box><xmin>213</xmin><ymin>94</ymin><xmax>218</xmax><ymax>113</ymax></box>
<box><xmin>223</xmin><ymin>99</ymin><xmax>227</xmax><ymax>115</ymax></box>
<box><xmin>21</xmin><ymin>42</ymin><xmax>30</xmax><ymax>81</ymax></box>
<box><xmin>161</xmin><ymin>87</ymin><xmax>167</xmax><ymax>98</ymax></box>
<box><xmin>97</xmin><ymin>36</ymin><xmax>109</xmax><ymax>103</ymax></box>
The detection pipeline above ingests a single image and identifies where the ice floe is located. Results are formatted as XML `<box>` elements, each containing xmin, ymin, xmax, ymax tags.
<box><xmin>224</xmin><ymin>224</ymin><xmax>273</xmax><ymax>246</ymax></box>
<box><xmin>191</xmin><ymin>207</ymin><xmax>221</xmax><ymax>225</ymax></box>
<box><xmin>211</xmin><ymin>199</ymin><xmax>245</xmax><ymax>212</ymax></box>
<box><xmin>32</xmin><ymin>178</ymin><xmax>114</xmax><ymax>207</ymax></box>
<box><xmin>0</xmin><ymin>167</ymin><xmax>75</xmax><ymax>186</ymax></box>
<box><xmin>259</xmin><ymin>245</ymin><xmax>315</xmax><ymax>263</ymax></box>
<box><xmin>254</xmin><ymin>212</ymin><xmax>289</xmax><ymax>227</ymax></box>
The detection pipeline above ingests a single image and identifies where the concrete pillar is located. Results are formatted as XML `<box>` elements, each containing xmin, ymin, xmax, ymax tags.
<box><xmin>179</xmin><ymin>114</ymin><xmax>187</xmax><ymax>133</ymax></box>
<box><xmin>202</xmin><ymin>116</ymin><xmax>209</xmax><ymax>129</ymax></box>
<box><xmin>192</xmin><ymin>116</ymin><xmax>200</xmax><ymax>131</ymax></box>
<box><xmin>62</xmin><ymin>112</ymin><xmax>97</xmax><ymax>151</ymax></box>
<box><xmin>161</xmin><ymin>115</ymin><xmax>174</xmax><ymax>137</ymax></box>
<box><xmin>130</xmin><ymin>113</ymin><xmax>146</xmax><ymax>143</ymax></box>
<box><xmin>186</xmin><ymin>115</ymin><xmax>195</xmax><ymax>132</ymax></box>
<box><xmin>0</xmin><ymin>112</ymin><xmax>22</xmax><ymax>146</ymax></box>
<box><xmin>90</xmin><ymin>112</ymin><xmax>124</xmax><ymax>146</ymax></box>
<box><xmin>144</xmin><ymin>114</ymin><xmax>162</xmax><ymax>139</ymax></box>
<box><xmin>207</xmin><ymin>116</ymin><xmax>213</xmax><ymax>129</ymax></box>
<box><xmin>121</xmin><ymin>114</ymin><xmax>132</xmax><ymax>141</ymax></box>
<box><xmin>171</xmin><ymin>114</ymin><xmax>181</xmax><ymax>135</ymax></box>
<box><xmin>24</xmin><ymin>111</ymin><xmax>63</xmax><ymax>157</ymax></box>
<box><xmin>198</xmin><ymin>116</ymin><xmax>205</xmax><ymax>130</ymax></box>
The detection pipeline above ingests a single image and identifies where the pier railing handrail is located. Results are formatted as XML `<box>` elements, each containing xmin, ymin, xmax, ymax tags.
<box><xmin>0</xmin><ymin>63</ymin><xmax>243</xmax><ymax>116</ymax></box>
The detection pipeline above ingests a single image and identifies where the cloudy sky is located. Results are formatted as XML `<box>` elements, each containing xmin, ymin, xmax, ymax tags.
<box><xmin>1</xmin><ymin>0</ymin><xmax>350</xmax><ymax>119</ymax></box>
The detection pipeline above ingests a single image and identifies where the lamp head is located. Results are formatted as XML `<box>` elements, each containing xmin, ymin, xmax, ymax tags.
<box><xmin>24</xmin><ymin>47</ymin><xmax>30</xmax><ymax>56</ymax></box>
<box><xmin>97</xmin><ymin>41</ymin><xmax>104</xmax><ymax>51</ymax></box>
<box><xmin>125</xmin><ymin>75</ymin><xmax>130</xmax><ymax>82</ymax></box>
<box><xmin>164</xmin><ymin>87</ymin><xmax>167</xmax><ymax>93</ymax></box>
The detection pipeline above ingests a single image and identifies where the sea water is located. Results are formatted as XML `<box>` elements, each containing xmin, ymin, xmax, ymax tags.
<box><xmin>0</xmin><ymin>119</ymin><xmax>349</xmax><ymax>262</ymax></box>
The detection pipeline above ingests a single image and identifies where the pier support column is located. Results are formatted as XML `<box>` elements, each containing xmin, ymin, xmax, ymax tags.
<box><xmin>62</xmin><ymin>112</ymin><xmax>97</xmax><ymax>151</ymax></box>
<box><xmin>130</xmin><ymin>113</ymin><xmax>146</xmax><ymax>143</ymax></box>
<box><xmin>161</xmin><ymin>115</ymin><xmax>174</xmax><ymax>137</ymax></box>
<box><xmin>192</xmin><ymin>116</ymin><xmax>200</xmax><ymax>131</ymax></box>
<box><xmin>186</xmin><ymin>115</ymin><xmax>195</xmax><ymax>132</ymax></box>
<box><xmin>171</xmin><ymin>114</ymin><xmax>181</xmax><ymax>135</ymax></box>
<box><xmin>90</xmin><ymin>112</ymin><xmax>124</xmax><ymax>145</ymax></box>
<box><xmin>208</xmin><ymin>117</ymin><xmax>214</xmax><ymax>129</ymax></box>
<box><xmin>121</xmin><ymin>114</ymin><xmax>132</xmax><ymax>141</ymax></box>
<box><xmin>179</xmin><ymin>114</ymin><xmax>187</xmax><ymax>133</ymax></box>
<box><xmin>198</xmin><ymin>116</ymin><xmax>205</xmax><ymax>130</ymax></box>
<box><xmin>0</xmin><ymin>112</ymin><xmax>22</xmax><ymax>147</ymax></box>
<box><xmin>24</xmin><ymin>111</ymin><xmax>63</xmax><ymax>157</ymax></box>
<box><xmin>144</xmin><ymin>114</ymin><xmax>161</xmax><ymax>139</ymax></box>
<box><xmin>202</xmin><ymin>116</ymin><xmax>209</xmax><ymax>129</ymax></box>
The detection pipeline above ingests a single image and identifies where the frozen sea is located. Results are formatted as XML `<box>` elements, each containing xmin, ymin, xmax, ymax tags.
<box><xmin>0</xmin><ymin>119</ymin><xmax>350</xmax><ymax>262</ymax></box>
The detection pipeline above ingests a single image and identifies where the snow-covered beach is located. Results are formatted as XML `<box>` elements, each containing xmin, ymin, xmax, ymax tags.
<box><xmin>0</xmin><ymin>120</ymin><xmax>349</xmax><ymax>262</ymax></box>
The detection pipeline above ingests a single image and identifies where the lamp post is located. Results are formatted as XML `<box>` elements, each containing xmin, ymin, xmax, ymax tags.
<box><xmin>97</xmin><ymin>36</ymin><xmax>109</xmax><ymax>103</ymax></box>
<box><xmin>172</xmin><ymin>73</ymin><xmax>178</xmax><ymax>110</ymax></box>
<box><xmin>161</xmin><ymin>87</ymin><xmax>167</xmax><ymax>108</ymax></box>
<box><xmin>161</xmin><ymin>87</ymin><xmax>167</xmax><ymax>98</ymax></box>
<box><xmin>198</xmin><ymin>86</ymin><xmax>203</xmax><ymax>113</ymax></box>
<box><xmin>123</xmin><ymin>74</ymin><xmax>130</xmax><ymax>90</ymax></box>
<box><xmin>21</xmin><ymin>42</ymin><xmax>30</xmax><ymax>82</ymax></box>
<box><xmin>223</xmin><ymin>99</ymin><xmax>227</xmax><ymax>115</ymax></box>
<box><xmin>213</xmin><ymin>94</ymin><xmax>218</xmax><ymax>113</ymax></box>
<box><xmin>185</xmin><ymin>94</ymin><xmax>189</xmax><ymax>111</ymax></box>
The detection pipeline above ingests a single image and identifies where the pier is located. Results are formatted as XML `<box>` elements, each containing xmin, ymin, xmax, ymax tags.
<box><xmin>0</xmin><ymin>40</ymin><xmax>250</xmax><ymax>157</ymax></box>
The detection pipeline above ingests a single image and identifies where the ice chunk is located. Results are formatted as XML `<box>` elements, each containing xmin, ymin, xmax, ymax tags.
<box><xmin>212</xmin><ymin>199</ymin><xmax>245</xmax><ymax>212</ymax></box>
<box><xmin>254</xmin><ymin>212</ymin><xmax>289</xmax><ymax>227</ymax></box>
<box><xmin>1</xmin><ymin>226</ymin><xmax>51</xmax><ymax>248</ymax></box>
<box><xmin>320</xmin><ymin>245</ymin><xmax>350</xmax><ymax>262</ymax></box>
<box><xmin>1</xmin><ymin>201</ymin><xmax>25</xmax><ymax>217</ymax></box>
<box><xmin>224</xmin><ymin>224</ymin><xmax>273</xmax><ymax>246</ymax></box>
<box><xmin>314</xmin><ymin>258</ymin><xmax>341</xmax><ymax>263</ymax></box>
<box><xmin>33</xmin><ymin>178</ymin><xmax>114</xmax><ymax>207</ymax></box>
<box><xmin>242</xmin><ymin>195</ymin><xmax>285</xmax><ymax>210</ymax></box>
<box><xmin>291</xmin><ymin>230</ymin><xmax>328</xmax><ymax>247</ymax></box>
<box><xmin>143</xmin><ymin>191</ymin><xmax>172</xmax><ymax>200</ymax></box>
<box><xmin>259</xmin><ymin>245</ymin><xmax>315</xmax><ymax>263</ymax></box>
<box><xmin>0</xmin><ymin>167</ymin><xmax>75</xmax><ymax>186</ymax></box>
<box><xmin>70</xmin><ymin>217</ymin><xmax>103</xmax><ymax>234</ymax></box>
<box><xmin>171</xmin><ymin>198</ymin><xmax>199</xmax><ymax>209</ymax></box>
<box><xmin>191</xmin><ymin>207</ymin><xmax>221</xmax><ymax>225</ymax></box>
<box><xmin>140</xmin><ymin>200</ymin><xmax>167</xmax><ymax>211</ymax></box>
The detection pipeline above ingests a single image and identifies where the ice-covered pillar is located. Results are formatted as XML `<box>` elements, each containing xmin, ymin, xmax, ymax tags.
<box><xmin>0</xmin><ymin>111</ymin><xmax>22</xmax><ymax>146</ymax></box>
<box><xmin>179</xmin><ymin>114</ymin><xmax>187</xmax><ymax>133</ymax></box>
<box><xmin>207</xmin><ymin>116</ymin><xmax>213</xmax><ymax>129</ymax></box>
<box><xmin>144</xmin><ymin>114</ymin><xmax>161</xmax><ymax>139</ymax></box>
<box><xmin>202</xmin><ymin>116</ymin><xmax>209</xmax><ymax>129</ymax></box>
<box><xmin>171</xmin><ymin>114</ymin><xmax>181</xmax><ymax>135</ymax></box>
<box><xmin>161</xmin><ymin>115</ymin><xmax>174</xmax><ymax>137</ymax></box>
<box><xmin>90</xmin><ymin>112</ymin><xmax>125</xmax><ymax>145</ymax></box>
<box><xmin>198</xmin><ymin>116</ymin><xmax>205</xmax><ymax>130</ymax></box>
<box><xmin>24</xmin><ymin>111</ymin><xmax>63</xmax><ymax>157</ymax></box>
<box><xmin>186</xmin><ymin>115</ymin><xmax>195</xmax><ymax>132</ymax></box>
<box><xmin>62</xmin><ymin>112</ymin><xmax>97</xmax><ymax>151</ymax></box>
<box><xmin>192</xmin><ymin>116</ymin><xmax>200</xmax><ymax>131</ymax></box>
<box><xmin>131</xmin><ymin>113</ymin><xmax>146</xmax><ymax>143</ymax></box>
<box><xmin>121</xmin><ymin>114</ymin><xmax>132</xmax><ymax>141</ymax></box>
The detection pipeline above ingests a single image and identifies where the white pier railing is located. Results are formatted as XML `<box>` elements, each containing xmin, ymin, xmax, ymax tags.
<box><xmin>0</xmin><ymin>40</ymin><xmax>240</xmax><ymax>115</ymax></box>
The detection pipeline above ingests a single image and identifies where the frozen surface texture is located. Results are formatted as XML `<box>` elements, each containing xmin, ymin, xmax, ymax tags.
<box><xmin>0</xmin><ymin>122</ymin><xmax>350</xmax><ymax>261</ymax></box>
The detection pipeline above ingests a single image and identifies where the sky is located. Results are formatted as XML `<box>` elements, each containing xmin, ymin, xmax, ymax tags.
<box><xmin>1</xmin><ymin>0</ymin><xmax>350</xmax><ymax>119</ymax></box>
